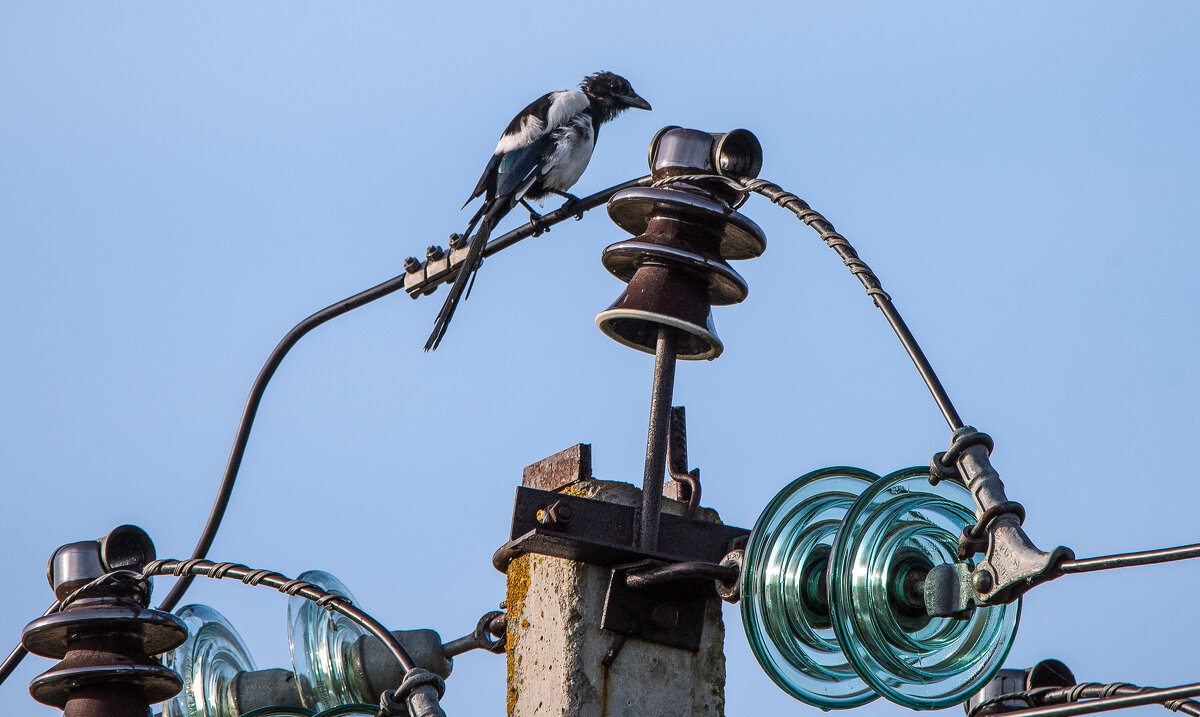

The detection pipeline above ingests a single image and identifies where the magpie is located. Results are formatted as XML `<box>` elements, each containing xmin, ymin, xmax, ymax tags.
<box><xmin>424</xmin><ymin>71</ymin><xmax>651</xmax><ymax>350</ymax></box>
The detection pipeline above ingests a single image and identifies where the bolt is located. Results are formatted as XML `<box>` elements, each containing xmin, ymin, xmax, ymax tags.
<box><xmin>649</xmin><ymin>603</ymin><xmax>679</xmax><ymax>630</ymax></box>
<box><xmin>404</xmin><ymin>257</ymin><xmax>422</xmax><ymax>273</ymax></box>
<box><xmin>972</xmin><ymin>569</ymin><xmax>994</xmax><ymax>594</ymax></box>
<box><xmin>426</xmin><ymin>245</ymin><xmax>445</xmax><ymax>261</ymax></box>
<box><xmin>448</xmin><ymin>233</ymin><xmax>466</xmax><ymax>249</ymax></box>
<box><xmin>550</xmin><ymin>502</ymin><xmax>572</xmax><ymax>523</ymax></box>
<box><xmin>536</xmin><ymin>500</ymin><xmax>572</xmax><ymax>528</ymax></box>
<box><xmin>488</xmin><ymin>614</ymin><xmax>507</xmax><ymax>638</ymax></box>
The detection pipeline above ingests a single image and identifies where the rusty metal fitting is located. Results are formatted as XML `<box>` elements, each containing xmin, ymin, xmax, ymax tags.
<box><xmin>716</xmin><ymin>548</ymin><xmax>744</xmax><ymax>603</ymax></box>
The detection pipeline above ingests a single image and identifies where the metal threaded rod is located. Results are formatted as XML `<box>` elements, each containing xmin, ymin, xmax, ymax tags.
<box><xmin>639</xmin><ymin>326</ymin><xmax>678</xmax><ymax>550</ymax></box>
<box><xmin>1057</xmin><ymin>541</ymin><xmax>1200</xmax><ymax>574</ymax></box>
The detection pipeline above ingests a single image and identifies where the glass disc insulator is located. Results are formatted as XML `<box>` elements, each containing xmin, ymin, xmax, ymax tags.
<box><xmin>828</xmin><ymin>467</ymin><xmax>1020</xmax><ymax>710</ymax></box>
<box><xmin>741</xmin><ymin>467</ymin><xmax>879</xmax><ymax>709</ymax></box>
<box><xmin>162</xmin><ymin>604</ymin><xmax>257</xmax><ymax>717</ymax></box>
<box><xmin>238</xmin><ymin>708</ymin><xmax>316</xmax><ymax>717</ymax></box>
<box><xmin>287</xmin><ymin>570</ymin><xmax>374</xmax><ymax>711</ymax></box>
<box><xmin>313</xmin><ymin>706</ymin><xmax>383</xmax><ymax>717</ymax></box>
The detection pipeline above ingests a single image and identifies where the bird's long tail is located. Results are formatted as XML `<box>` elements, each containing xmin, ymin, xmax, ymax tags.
<box><xmin>424</xmin><ymin>203</ymin><xmax>494</xmax><ymax>351</ymax></box>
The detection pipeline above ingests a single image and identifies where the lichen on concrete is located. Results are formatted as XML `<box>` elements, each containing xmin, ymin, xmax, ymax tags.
<box><xmin>504</xmin><ymin>480</ymin><xmax>727</xmax><ymax>717</ymax></box>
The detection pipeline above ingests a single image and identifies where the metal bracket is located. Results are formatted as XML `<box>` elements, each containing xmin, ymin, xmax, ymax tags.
<box><xmin>503</xmin><ymin>486</ymin><xmax>748</xmax><ymax>568</ymax></box>
<box><xmin>602</xmin><ymin>560</ymin><xmax>710</xmax><ymax>652</ymax></box>
<box><xmin>498</xmin><ymin>482</ymin><xmax>748</xmax><ymax>651</ymax></box>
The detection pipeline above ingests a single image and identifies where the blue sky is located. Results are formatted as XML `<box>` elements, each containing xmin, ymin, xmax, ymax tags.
<box><xmin>2</xmin><ymin>3</ymin><xmax>1198</xmax><ymax>716</ymax></box>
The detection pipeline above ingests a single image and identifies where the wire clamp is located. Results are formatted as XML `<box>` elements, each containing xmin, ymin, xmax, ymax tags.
<box><xmin>379</xmin><ymin>667</ymin><xmax>446</xmax><ymax>717</ymax></box>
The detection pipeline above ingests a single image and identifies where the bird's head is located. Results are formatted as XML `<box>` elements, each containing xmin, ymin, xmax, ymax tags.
<box><xmin>581</xmin><ymin>71</ymin><xmax>651</xmax><ymax>121</ymax></box>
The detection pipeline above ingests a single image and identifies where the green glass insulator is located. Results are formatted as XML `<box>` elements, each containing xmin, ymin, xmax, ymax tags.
<box><xmin>741</xmin><ymin>467</ymin><xmax>879</xmax><ymax>709</ymax></box>
<box><xmin>163</xmin><ymin>604</ymin><xmax>257</xmax><ymax>717</ymax></box>
<box><xmin>238</xmin><ymin>707</ymin><xmax>315</xmax><ymax>716</ymax></box>
<box><xmin>287</xmin><ymin>571</ymin><xmax>374</xmax><ymax>712</ymax></box>
<box><xmin>827</xmin><ymin>467</ymin><xmax>1020</xmax><ymax>710</ymax></box>
<box><xmin>312</xmin><ymin>705</ymin><xmax>381</xmax><ymax>717</ymax></box>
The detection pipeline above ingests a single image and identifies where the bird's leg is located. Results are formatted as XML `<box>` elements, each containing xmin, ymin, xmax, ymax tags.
<box><xmin>520</xmin><ymin>199</ymin><xmax>544</xmax><ymax>222</ymax></box>
<box><xmin>519</xmin><ymin>199</ymin><xmax>550</xmax><ymax>235</ymax></box>
<box><xmin>547</xmin><ymin>189</ymin><xmax>585</xmax><ymax>220</ymax></box>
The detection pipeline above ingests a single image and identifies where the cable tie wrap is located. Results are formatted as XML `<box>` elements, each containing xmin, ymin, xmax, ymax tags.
<box><xmin>379</xmin><ymin>668</ymin><xmax>446</xmax><ymax>717</ymax></box>
<box><xmin>279</xmin><ymin>578</ymin><xmax>310</xmax><ymax>596</ymax></box>
<box><xmin>211</xmin><ymin>562</ymin><xmax>244</xmax><ymax>580</ymax></box>
<box><xmin>930</xmin><ymin>427</ymin><xmax>995</xmax><ymax>485</ymax></box>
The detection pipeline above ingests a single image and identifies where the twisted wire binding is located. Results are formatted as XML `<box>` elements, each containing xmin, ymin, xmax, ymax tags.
<box><xmin>969</xmin><ymin>682</ymin><xmax>1200</xmax><ymax>717</ymax></box>
<box><xmin>742</xmin><ymin>177</ymin><xmax>892</xmax><ymax>304</ymax></box>
<box><xmin>653</xmin><ymin>171</ymin><xmax>968</xmax><ymax>434</ymax></box>
<box><xmin>141</xmin><ymin>559</ymin><xmax>412</xmax><ymax>673</ymax></box>
<box><xmin>650</xmin><ymin>174</ymin><xmax>752</xmax><ymax>208</ymax></box>
<box><xmin>650</xmin><ymin>174</ymin><xmax>891</xmax><ymax>304</ymax></box>
<box><xmin>146</xmin><ymin>560</ymin><xmax>356</xmax><ymax>611</ymax></box>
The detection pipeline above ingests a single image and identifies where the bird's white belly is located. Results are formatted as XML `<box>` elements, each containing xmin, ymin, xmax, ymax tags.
<box><xmin>542</xmin><ymin>120</ymin><xmax>595</xmax><ymax>192</ymax></box>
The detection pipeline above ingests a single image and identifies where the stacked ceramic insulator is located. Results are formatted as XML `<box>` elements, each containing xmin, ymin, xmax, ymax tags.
<box><xmin>22</xmin><ymin>527</ymin><xmax>186</xmax><ymax>717</ymax></box>
<box><xmin>597</xmin><ymin>128</ymin><xmax>766</xmax><ymax>360</ymax></box>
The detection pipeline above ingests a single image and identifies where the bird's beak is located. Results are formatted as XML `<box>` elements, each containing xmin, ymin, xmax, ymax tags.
<box><xmin>622</xmin><ymin>93</ymin><xmax>652</xmax><ymax>111</ymax></box>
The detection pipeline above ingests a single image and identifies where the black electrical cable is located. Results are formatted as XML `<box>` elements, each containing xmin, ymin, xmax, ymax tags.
<box><xmin>0</xmin><ymin>642</ymin><xmax>29</xmax><ymax>688</ymax></box>
<box><xmin>650</xmin><ymin>173</ymin><xmax>964</xmax><ymax>430</ymax></box>
<box><xmin>736</xmin><ymin>177</ymin><xmax>965</xmax><ymax>431</ymax></box>
<box><xmin>156</xmin><ymin>177</ymin><xmax>651</xmax><ymax>614</ymax></box>
<box><xmin>1</xmin><ymin>177</ymin><xmax>652</xmax><ymax>685</ymax></box>
<box><xmin>154</xmin><ymin>271</ymin><xmax>410</xmax><ymax>612</ymax></box>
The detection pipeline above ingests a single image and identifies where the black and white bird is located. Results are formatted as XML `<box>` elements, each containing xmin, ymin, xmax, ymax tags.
<box><xmin>424</xmin><ymin>71</ymin><xmax>651</xmax><ymax>350</ymax></box>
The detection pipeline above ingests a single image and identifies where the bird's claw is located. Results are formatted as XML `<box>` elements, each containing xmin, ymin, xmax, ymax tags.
<box><xmin>557</xmin><ymin>197</ymin><xmax>584</xmax><ymax>221</ymax></box>
<box><xmin>525</xmin><ymin>207</ymin><xmax>552</xmax><ymax>236</ymax></box>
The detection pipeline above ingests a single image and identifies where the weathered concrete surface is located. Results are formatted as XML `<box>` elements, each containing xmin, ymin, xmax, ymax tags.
<box><xmin>506</xmin><ymin>480</ymin><xmax>726</xmax><ymax>717</ymax></box>
<box><xmin>522</xmin><ymin>444</ymin><xmax>593</xmax><ymax>491</ymax></box>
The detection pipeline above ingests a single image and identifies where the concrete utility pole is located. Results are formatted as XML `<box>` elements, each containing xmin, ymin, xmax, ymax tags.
<box><xmin>504</xmin><ymin>446</ymin><xmax>727</xmax><ymax>717</ymax></box>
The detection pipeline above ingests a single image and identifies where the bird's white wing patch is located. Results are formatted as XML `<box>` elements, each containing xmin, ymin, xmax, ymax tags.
<box><xmin>493</xmin><ymin>89</ymin><xmax>588</xmax><ymax>155</ymax></box>
<box><xmin>544</xmin><ymin>89</ymin><xmax>589</xmax><ymax>133</ymax></box>
<box><xmin>495</xmin><ymin>116</ymin><xmax>544</xmax><ymax>155</ymax></box>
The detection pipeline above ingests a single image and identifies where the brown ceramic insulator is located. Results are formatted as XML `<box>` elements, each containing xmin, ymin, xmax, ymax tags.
<box><xmin>601</xmin><ymin>206</ymin><xmax>749</xmax><ymax>299</ymax></box>
<box><xmin>23</xmin><ymin>596</ymin><xmax>187</xmax><ymax>717</ymax></box>
<box><xmin>599</xmin><ymin>192</ymin><xmax>762</xmax><ymax>360</ymax></box>
<box><xmin>597</xmin><ymin>261</ymin><xmax>721</xmax><ymax>360</ymax></box>
<box><xmin>599</xmin><ymin>127</ymin><xmax>768</xmax><ymax>360</ymax></box>
<box><xmin>607</xmin><ymin>187</ymin><xmax>766</xmax><ymax>262</ymax></box>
